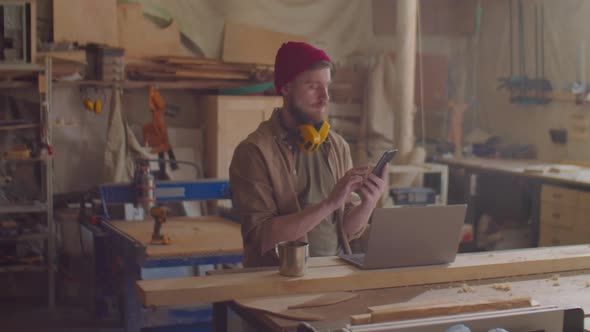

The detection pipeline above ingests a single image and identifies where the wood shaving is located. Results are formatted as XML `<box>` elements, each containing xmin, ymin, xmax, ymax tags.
<box><xmin>553</xmin><ymin>282</ymin><xmax>560</xmax><ymax>287</ymax></box>
<box><xmin>458</xmin><ymin>283</ymin><xmax>474</xmax><ymax>293</ymax></box>
<box><xmin>492</xmin><ymin>284</ymin><xmax>512</xmax><ymax>291</ymax></box>
<box><xmin>549</xmin><ymin>274</ymin><xmax>560</xmax><ymax>281</ymax></box>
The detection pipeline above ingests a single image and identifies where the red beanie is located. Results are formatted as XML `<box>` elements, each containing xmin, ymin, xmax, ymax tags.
<box><xmin>274</xmin><ymin>41</ymin><xmax>331</xmax><ymax>95</ymax></box>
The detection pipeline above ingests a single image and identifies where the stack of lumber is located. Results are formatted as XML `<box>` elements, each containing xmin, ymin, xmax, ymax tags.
<box><xmin>126</xmin><ymin>56</ymin><xmax>274</xmax><ymax>82</ymax></box>
<box><xmin>38</xmin><ymin>50</ymin><xmax>87</xmax><ymax>80</ymax></box>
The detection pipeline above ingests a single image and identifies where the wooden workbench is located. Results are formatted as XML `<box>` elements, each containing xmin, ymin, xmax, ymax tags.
<box><xmin>106</xmin><ymin>215</ymin><xmax>243</xmax><ymax>259</ymax></box>
<box><xmin>103</xmin><ymin>215</ymin><xmax>243</xmax><ymax>332</ymax></box>
<box><xmin>136</xmin><ymin>245</ymin><xmax>590</xmax><ymax>331</ymax></box>
<box><xmin>435</xmin><ymin>157</ymin><xmax>590</xmax><ymax>248</ymax></box>
<box><xmin>435</xmin><ymin>157</ymin><xmax>590</xmax><ymax>188</ymax></box>
<box><xmin>235</xmin><ymin>269</ymin><xmax>590</xmax><ymax>331</ymax></box>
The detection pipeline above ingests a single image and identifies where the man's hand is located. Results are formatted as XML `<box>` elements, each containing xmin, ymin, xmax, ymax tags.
<box><xmin>358</xmin><ymin>165</ymin><xmax>388</xmax><ymax>209</ymax></box>
<box><xmin>326</xmin><ymin>167</ymin><xmax>367</xmax><ymax>210</ymax></box>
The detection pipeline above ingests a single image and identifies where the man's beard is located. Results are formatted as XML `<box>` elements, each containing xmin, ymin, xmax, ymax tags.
<box><xmin>287</xmin><ymin>98</ymin><xmax>324</xmax><ymax>125</ymax></box>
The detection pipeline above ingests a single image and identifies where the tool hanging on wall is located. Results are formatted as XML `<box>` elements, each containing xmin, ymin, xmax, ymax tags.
<box><xmin>142</xmin><ymin>86</ymin><xmax>178</xmax><ymax>179</ymax></box>
<box><xmin>498</xmin><ymin>0</ymin><xmax>551</xmax><ymax>105</ymax></box>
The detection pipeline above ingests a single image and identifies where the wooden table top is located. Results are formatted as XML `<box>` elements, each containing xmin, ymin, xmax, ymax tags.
<box><xmin>107</xmin><ymin>216</ymin><xmax>243</xmax><ymax>258</ymax></box>
<box><xmin>251</xmin><ymin>270</ymin><xmax>590</xmax><ymax>331</ymax></box>
<box><xmin>435</xmin><ymin>157</ymin><xmax>590</xmax><ymax>188</ymax></box>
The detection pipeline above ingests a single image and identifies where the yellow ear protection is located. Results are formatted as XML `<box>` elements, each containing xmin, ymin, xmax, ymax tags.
<box><xmin>83</xmin><ymin>98</ymin><xmax>102</xmax><ymax>114</ymax></box>
<box><xmin>295</xmin><ymin>121</ymin><xmax>330</xmax><ymax>152</ymax></box>
<box><xmin>81</xmin><ymin>88</ymin><xmax>103</xmax><ymax>114</ymax></box>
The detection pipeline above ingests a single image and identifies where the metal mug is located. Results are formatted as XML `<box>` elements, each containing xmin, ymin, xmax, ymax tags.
<box><xmin>277</xmin><ymin>241</ymin><xmax>309</xmax><ymax>277</ymax></box>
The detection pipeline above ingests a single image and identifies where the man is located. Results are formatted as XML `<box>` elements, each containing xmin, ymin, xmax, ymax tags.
<box><xmin>229</xmin><ymin>41</ymin><xmax>387</xmax><ymax>267</ymax></box>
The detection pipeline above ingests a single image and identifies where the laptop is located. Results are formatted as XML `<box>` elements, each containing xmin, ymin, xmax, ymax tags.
<box><xmin>339</xmin><ymin>204</ymin><xmax>467</xmax><ymax>269</ymax></box>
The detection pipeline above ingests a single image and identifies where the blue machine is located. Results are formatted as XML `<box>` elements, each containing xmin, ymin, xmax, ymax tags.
<box><xmin>99</xmin><ymin>162</ymin><xmax>242</xmax><ymax>332</ymax></box>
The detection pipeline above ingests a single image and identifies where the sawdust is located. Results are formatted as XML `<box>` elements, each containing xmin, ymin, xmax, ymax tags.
<box><xmin>458</xmin><ymin>283</ymin><xmax>474</xmax><ymax>293</ymax></box>
<box><xmin>553</xmin><ymin>282</ymin><xmax>560</xmax><ymax>287</ymax></box>
<box><xmin>492</xmin><ymin>284</ymin><xmax>512</xmax><ymax>292</ymax></box>
<box><xmin>586</xmin><ymin>282</ymin><xmax>590</xmax><ymax>288</ymax></box>
<box><xmin>549</xmin><ymin>274</ymin><xmax>560</xmax><ymax>281</ymax></box>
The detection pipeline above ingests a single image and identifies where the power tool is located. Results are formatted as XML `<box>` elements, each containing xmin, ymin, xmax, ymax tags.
<box><xmin>150</xmin><ymin>206</ymin><xmax>171</xmax><ymax>245</ymax></box>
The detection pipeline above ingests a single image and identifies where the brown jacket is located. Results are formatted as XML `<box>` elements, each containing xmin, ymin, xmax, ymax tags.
<box><xmin>229</xmin><ymin>108</ymin><xmax>356</xmax><ymax>267</ymax></box>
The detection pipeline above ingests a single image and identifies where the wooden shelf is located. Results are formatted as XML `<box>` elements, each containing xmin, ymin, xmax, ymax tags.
<box><xmin>0</xmin><ymin>233</ymin><xmax>48</xmax><ymax>243</ymax></box>
<box><xmin>0</xmin><ymin>157</ymin><xmax>44</xmax><ymax>162</ymax></box>
<box><xmin>0</xmin><ymin>63</ymin><xmax>43</xmax><ymax>72</ymax></box>
<box><xmin>0</xmin><ymin>264</ymin><xmax>46</xmax><ymax>273</ymax></box>
<box><xmin>0</xmin><ymin>203</ymin><xmax>47</xmax><ymax>214</ymax></box>
<box><xmin>54</xmin><ymin>79</ymin><xmax>251</xmax><ymax>90</ymax></box>
<box><xmin>0</xmin><ymin>123</ymin><xmax>39</xmax><ymax>131</ymax></box>
<box><xmin>0</xmin><ymin>81</ymin><xmax>36</xmax><ymax>89</ymax></box>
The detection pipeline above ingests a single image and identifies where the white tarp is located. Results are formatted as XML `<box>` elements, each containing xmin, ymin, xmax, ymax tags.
<box><xmin>135</xmin><ymin>0</ymin><xmax>374</xmax><ymax>61</ymax></box>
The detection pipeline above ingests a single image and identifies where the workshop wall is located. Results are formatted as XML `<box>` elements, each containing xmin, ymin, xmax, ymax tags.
<box><xmin>51</xmin><ymin>88</ymin><xmax>202</xmax><ymax>193</ymax></box>
<box><xmin>45</xmin><ymin>0</ymin><xmax>466</xmax><ymax>193</ymax></box>
<box><xmin>476</xmin><ymin>0</ymin><xmax>590</xmax><ymax>162</ymax></box>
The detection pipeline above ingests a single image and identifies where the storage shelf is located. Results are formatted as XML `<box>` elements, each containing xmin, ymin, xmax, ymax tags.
<box><xmin>0</xmin><ymin>123</ymin><xmax>39</xmax><ymax>131</ymax></box>
<box><xmin>0</xmin><ymin>157</ymin><xmax>44</xmax><ymax>162</ymax></box>
<box><xmin>54</xmin><ymin>79</ymin><xmax>249</xmax><ymax>90</ymax></box>
<box><xmin>0</xmin><ymin>233</ymin><xmax>48</xmax><ymax>243</ymax></box>
<box><xmin>0</xmin><ymin>264</ymin><xmax>46</xmax><ymax>273</ymax></box>
<box><xmin>0</xmin><ymin>203</ymin><xmax>47</xmax><ymax>214</ymax></box>
<box><xmin>0</xmin><ymin>63</ymin><xmax>43</xmax><ymax>72</ymax></box>
<box><xmin>0</xmin><ymin>81</ymin><xmax>35</xmax><ymax>89</ymax></box>
<box><xmin>0</xmin><ymin>57</ymin><xmax>55</xmax><ymax>308</ymax></box>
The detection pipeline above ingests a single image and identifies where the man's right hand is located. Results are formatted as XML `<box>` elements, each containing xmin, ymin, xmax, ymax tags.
<box><xmin>326</xmin><ymin>167</ymin><xmax>367</xmax><ymax>210</ymax></box>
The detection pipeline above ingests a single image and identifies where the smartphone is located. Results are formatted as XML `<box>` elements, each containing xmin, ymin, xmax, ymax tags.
<box><xmin>371</xmin><ymin>149</ymin><xmax>397</xmax><ymax>177</ymax></box>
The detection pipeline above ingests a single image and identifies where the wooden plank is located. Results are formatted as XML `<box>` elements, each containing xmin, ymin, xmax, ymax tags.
<box><xmin>125</xmin><ymin>62</ymin><xmax>178</xmax><ymax>74</ymax></box>
<box><xmin>288</xmin><ymin>292</ymin><xmax>358</xmax><ymax>309</ymax></box>
<box><xmin>222</xmin><ymin>22</ymin><xmax>308</xmax><ymax>65</ymax></box>
<box><xmin>174</xmin><ymin>69</ymin><xmax>251</xmax><ymax>80</ymax></box>
<box><xmin>234</xmin><ymin>292</ymin><xmax>358</xmax><ymax>322</ymax></box>
<box><xmin>364</xmin><ymin>297</ymin><xmax>534</xmax><ymax>325</ymax></box>
<box><xmin>148</xmin><ymin>56</ymin><xmax>223</xmax><ymax>66</ymax></box>
<box><xmin>180</xmin><ymin>63</ymin><xmax>256</xmax><ymax>73</ymax></box>
<box><xmin>206</xmin><ymin>256</ymin><xmax>345</xmax><ymax>276</ymax></box>
<box><xmin>135</xmin><ymin>70</ymin><xmax>250</xmax><ymax>81</ymax></box>
<box><xmin>107</xmin><ymin>216</ymin><xmax>242</xmax><ymax>258</ymax></box>
<box><xmin>37</xmin><ymin>51</ymin><xmax>86</xmax><ymax>64</ymax></box>
<box><xmin>235</xmin><ymin>297</ymin><xmax>324</xmax><ymax>321</ymax></box>
<box><xmin>261</xmin><ymin>270</ymin><xmax>590</xmax><ymax>331</ymax></box>
<box><xmin>53</xmin><ymin>0</ymin><xmax>118</xmax><ymax>46</ymax></box>
<box><xmin>126</xmin><ymin>61</ymin><xmax>256</xmax><ymax>76</ymax></box>
<box><xmin>117</xmin><ymin>2</ymin><xmax>182</xmax><ymax>57</ymax></box>
<box><xmin>53</xmin><ymin>79</ymin><xmax>248</xmax><ymax>90</ymax></box>
<box><xmin>137</xmin><ymin>245</ymin><xmax>590</xmax><ymax>306</ymax></box>
<box><xmin>350</xmin><ymin>313</ymin><xmax>371</xmax><ymax>325</ymax></box>
<box><xmin>149</xmin><ymin>56</ymin><xmax>270</xmax><ymax>70</ymax></box>
<box><xmin>0</xmin><ymin>123</ymin><xmax>39</xmax><ymax>131</ymax></box>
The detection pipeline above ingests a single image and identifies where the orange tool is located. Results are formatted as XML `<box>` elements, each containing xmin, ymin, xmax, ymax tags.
<box><xmin>142</xmin><ymin>86</ymin><xmax>178</xmax><ymax>172</ymax></box>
